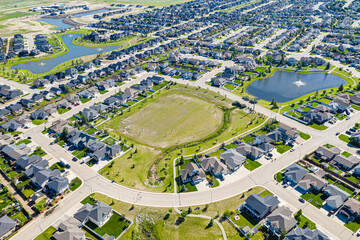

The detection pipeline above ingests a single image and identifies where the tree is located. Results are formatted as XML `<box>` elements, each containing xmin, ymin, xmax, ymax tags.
<box><xmin>181</xmin><ymin>210</ymin><xmax>187</xmax><ymax>217</ymax></box>
<box><xmin>325</xmin><ymin>62</ymin><xmax>330</xmax><ymax>70</ymax></box>
<box><xmin>179</xmin><ymin>156</ymin><xmax>184</xmax><ymax>165</ymax></box>
<box><xmin>338</xmin><ymin>84</ymin><xmax>344</xmax><ymax>92</ymax></box>
<box><xmin>188</xmin><ymin>207</ymin><xmax>192</xmax><ymax>214</ymax></box>
<box><xmin>223</xmin><ymin>209</ymin><xmax>231</xmax><ymax>217</ymax></box>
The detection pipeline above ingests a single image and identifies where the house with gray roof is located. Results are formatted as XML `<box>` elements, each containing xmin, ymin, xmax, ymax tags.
<box><xmin>220</xmin><ymin>148</ymin><xmax>246</xmax><ymax>172</ymax></box>
<box><xmin>16</xmin><ymin>155</ymin><xmax>42</xmax><ymax>170</ymax></box>
<box><xmin>74</xmin><ymin>201</ymin><xmax>113</xmax><ymax>227</ymax></box>
<box><xmin>235</xmin><ymin>142</ymin><xmax>265</xmax><ymax>160</ymax></box>
<box><xmin>241</xmin><ymin>193</ymin><xmax>280</xmax><ymax>220</ymax></box>
<box><xmin>324</xmin><ymin>184</ymin><xmax>350</xmax><ymax>210</ymax></box>
<box><xmin>0</xmin><ymin>215</ymin><xmax>16</xmax><ymax>239</ymax></box>
<box><xmin>332</xmin><ymin>154</ymin><xmax>359</xmax><ymax>171</ymax></box>
<box><xmin>31</xmin><ymin>169</ymin><xmax>61</xmax><ymax>189</ymax></box>
<box><xmin>284</xmin><ymin>163</ymin><xmax>308</xmax><ymax>184</ymax></box>
<box><xmin>315</xmin><ymin>146</ymin><xmax>341</xmax><ymax>161</ymax></box>
<box><xmin>82</xmin><ymin>108</ymin><xmax>99</xmax><ymax>122</ymax></box>
<box><xmin>46</xmin><ymin>176</ymin><xmax>69</xmax><ymax>195</ymax></box>
<box><xmin>264</xmin><ymin>206</ymin><xmax>297</xmax><ymax>237</ymax></box>
<box><xmin>53</xmin><ymin>217</ymin><xmax>85</xmax><ymax>240</ymax></box>
<box><xmin>23</xmin><ymin>160</ymin><xmax>48</xmax><ymax>178</ymax></box>
<box><xmin>1</xmin><ymin>144</ymin><xmax>30</xmax><ymax>160</ymax></box>
<box><xmin>200</xmin><ymin>157</ymin><xmax>228</xmax><ymax>179</ymax></box>
<box><xmin>286</xmin><ymin>227</ymin><xmax>330</xmax><ymax>240</ymax></box>
<box><xmin>297</xmin><ymin>173</ymin><xmax>328</xmax><ymax>193</ymax></box>
<box><xmin>180</xmin><ymin>162</ymin><xmax>206</xmax><ymax>185</ymax></box>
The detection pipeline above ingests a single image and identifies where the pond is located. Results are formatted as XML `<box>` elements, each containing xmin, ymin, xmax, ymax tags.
<box><xmin>73</xmin><ymin>9</ymin><xmax>110</xmax><ymax>18</ymax></box>
<box><xmin>37</xmin><ymin>18</ymin><xmax>73</xmax><ymax>30</ymax></box>
<box><xmin>246</xmin><ymin>71</ymin><xmax>347</xmax><ymax>102</ymax></box>
<box><xmin>11</xmin><ymin>33</ymin><xmax>119</xmax><ymax>74</ymax></box>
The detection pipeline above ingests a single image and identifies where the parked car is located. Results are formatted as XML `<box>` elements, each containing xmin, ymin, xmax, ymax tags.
<box><xmin>72</xmin><ymin>157</ymin><xmax>78</xmax><ymax>161</ymax></box>
<box><xmin>299</xmin><ymin>198</ymin><xmax>305</xmax><ymax>203</ymax></box>
<box><xmin>336</xmin><ymin>132</ymin><xmax>340</xmax><ymax>136</ymax></box>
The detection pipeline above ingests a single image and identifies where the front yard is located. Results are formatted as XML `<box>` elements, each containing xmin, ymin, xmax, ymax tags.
<box><xmin>85</xmin><ymin>212</ymin><xmax>130</xmax><ymax>239</ymax></box>
<box><xmin>301</xmin><ymin>191</ymin><xmax>327</xmax><ymax>208</ymax></box>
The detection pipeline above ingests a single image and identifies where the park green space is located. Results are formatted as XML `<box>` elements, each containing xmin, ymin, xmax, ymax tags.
<box><xmin>99</xmin><ymin>84</ymin><xmax>266</xmax><ymax>192</ymax></box>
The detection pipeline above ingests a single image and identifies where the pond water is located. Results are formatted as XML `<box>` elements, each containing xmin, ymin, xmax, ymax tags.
<box><xmin>73</xmin><ymin>9</ymin><xmax>110</xmax><ymax>17</ymax></box>
<box><xmin>11</xmin><ymin>33</ymin><xmax>119</xmax><ymax>74</ymax></box>
<box><xmin>246</xmin><ymin>71</ymin><xmax>347</xmax><ymax>102</ymax></box>
<box><xmin>37</xmin><ymin>18</ymin><xmax>73</xmax><ymax>30</ymax></box>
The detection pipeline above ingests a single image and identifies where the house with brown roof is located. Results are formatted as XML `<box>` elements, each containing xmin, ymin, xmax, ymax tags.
<box><xmin>297</xmin><ymin>173</ymin><xmax>328</xmax><ymax>193</ymax></box>
<box><xmin>180</xmin><ymin>162</ymin><xmax>206</xmax><ymax>185</ymax></box>
<box><xmin>200</xmin><ymin>156</ymin><xmax>228</xmax><ymax>179</ymax></box>
<box><xmin>339</xmin><ymin>198</ymin><xmax>360</xmax><ymax>222</ymax></box>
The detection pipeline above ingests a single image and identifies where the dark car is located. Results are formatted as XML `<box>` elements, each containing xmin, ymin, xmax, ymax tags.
<box><xmin>299</xmin><ymin>198</ymin><xmax>305</xmax><ymax>203</ymax></box>
<box><xmin>72</xmin><ymin>157</ymin><xmax>78</xmax><ymax>161</ymax></box>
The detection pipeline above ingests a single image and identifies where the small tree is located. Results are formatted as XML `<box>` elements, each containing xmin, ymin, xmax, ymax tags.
<box><xmin>325</xmin><ymin>62</ymin><xmax>330</xmax><ymax>70</ymax></box>
<box><xmin>179</xmin><ymin>156</ymin><xmax>184</xmax><ymax>165</ymax></box>
<box><xmin>188</xmin><ymin>207</ymin><xmax>192</xmax><ymax>214</ymax></box>
<box><xmin>181</xmin><ymin>210</ymin><xmax>187</xmax><ymax>217</ymax></box>
<box><xmin>338</xmin><ymin>84</ymin><xmax>344</xmax><ymax>92</ymax></box>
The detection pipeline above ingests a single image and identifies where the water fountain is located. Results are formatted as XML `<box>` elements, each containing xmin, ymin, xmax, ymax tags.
<box><xmin>293</xmin><ymin>79</ymin><xmax>306</xmax><ymax>87</ymax></box>
<box><xmin>39</xmin><ymin>62</ymin><xmax>45</xmax><ymax>66</ymax></box>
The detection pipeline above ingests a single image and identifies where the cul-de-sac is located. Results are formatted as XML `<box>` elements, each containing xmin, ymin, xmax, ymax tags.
<box><xmin>1</xmin><ymin>0</ymin><xmax>360</xmax><ymax>239</ymax></box>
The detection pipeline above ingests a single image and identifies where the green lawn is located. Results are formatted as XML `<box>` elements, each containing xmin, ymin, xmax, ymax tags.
<box><xmin>22</xmin><ymin>188</ymin><xmax>35</xmax><ymax>198</ymax></box>
<box><xmin>342</xmin><ymin>151</ymin><xmax>352</xmax><ymax>157</ymax></box>
<box><xmin>275</xmin><ymin>172</ymin><xmax>283</xmax><ymax>183</ymax></box>
<box><xmin>345</xmin><ymin>218</ymin><xmax>360</xmax><ymax>232</ymax></box>
<box><xmin>208</xmin><ymin>148</ymin><xmax>225</xmax><ymax>159</ymax></box>
<box><xmin>339</xmin><ymin>134</ymin><xmax>350</xmax><ymax>143</ymax></box>
<box><xmin>100</xmin><ymin>86</ymin><xmax>224</xmax><ymax>148</ymax></box>
<box><xmin>244</xmin><ymin>159</ymin><xmax>262</xmax><ymax>171</ymax></box>
<box><xmin>232</xmin><ymin>212</ymin><xmax>258</xmax><ymax>228</ymax></box>
<box><xmin>275</xmin><ymin>144</ymin><xmax>292</xmax><ymax>154</ymax></box>
<box><xmin>85</xmin><ymin>212</ymin><xmax>130</xmax><ymax>238</ymax></box>
<box><xmin>57</xmin><ymin>108</ymin><xmax>70</xmax><ymax>115</ymax></box>
<box><xmin>309</xmin><ymin>123</ymin><xmax>328</xmax><ymax>130</ymax></box>
<box><xmin>242</xmin><ymin>135</ymin><xmax>254</xmax><ymax>143</ymax></box>
<box><xmin>298</xmin><ymin>131</ymin><xmax>310</xmax><ymax>140</ymax></box>
<box><xmin>99</xmin><ymin>90</ymin><xmax>109</xmax><ymax>95</ymax></box>
<box><xmin>15</xmin><ymin>139</ymin><xmax>31</xmax><ymax>145</ymax></box>
<box><xmin>49</xmin><ymin>162</ymin><xmax>65</xmax><ymax>171</ymax></box>
<box><xmin>32</xmin><ymin>119</ymin><xmax>47</xmax><ymax>125</ymax></box>
<box><xmin>259</xmin><ymin>189</ymin><xmax>273</xmax><ymax>198</ymax></box>
<box><xmin>35</xmin><ymin>198</ymin><xmax>47</xmax><ymax>212</ymax></box>
<box><xmin>297</xmin><ymin>213</ymin><xmax>316</xmax><ymax>230</ymax></box>
<box><xmin>72</xmin><ymin>150</ymin><xmax>86</xmax><ymax>159</ymax></box>
<box><xmin>34</xmin><ymin>226</ymin><xmax>57</xmax><ymax>240</ymax></box>
<box><xmin>70</xmin><ymin>177</ymin><xmax>82</xmax><ymax>191</ymax></box>
<box><xmin>80</xmin><ymin>98</ymin><xmax>92</xmax><ymax>103</ymax></box>
<box><xmin>335</xmin><ymin>183</ymin><xmax>353</xmax><ymax>196</ymax></box>
<box><xmin>224</xmin><ymin>84</ymin><xmax>235</xmax><ymax>91</ymax></box>
<box><xmin>301</xmin><ymin>191</ymin><xmax>327</xmax><ymax>208</ymax></box>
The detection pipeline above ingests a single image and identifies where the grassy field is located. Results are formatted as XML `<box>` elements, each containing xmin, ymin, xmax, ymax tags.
<box><xmin>100</xmin><ymin>84</ymin><xmax>266</xmax><ymax>192</ymax></box>
<box><xmin>102</xmin><ymin>93</ymin><xmax>223</xmax><ymax>148</ymax></box>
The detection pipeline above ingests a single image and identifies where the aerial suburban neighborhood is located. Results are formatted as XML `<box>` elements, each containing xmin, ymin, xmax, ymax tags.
<box><xmin>1</xmin><ymin>0</ymin><xmax>360</xmax><ymax>239</ymax></box>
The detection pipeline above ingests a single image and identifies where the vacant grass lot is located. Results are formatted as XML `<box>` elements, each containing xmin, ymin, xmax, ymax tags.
<box><xmin>100</xmin><ymin>84</ymin><xmax>266</xmax><ymax>192</ymax></box>
<box><xmin>102</xmin><ymin>92</ymin><xmax>223</xmax><ymax>148</ymax></box>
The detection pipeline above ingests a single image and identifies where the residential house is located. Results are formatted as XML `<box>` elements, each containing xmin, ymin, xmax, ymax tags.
<box><xmin>0</xmin><ymin>120</ymin><xmax>22</xmax><ymax>132</ymax></box>
<box><xmin>264</xmin><ymin>206</ymin><xmax>297</xmax><ymax>237</ymax></box>
<box><xmin>314</xmin><ymin>146</ymin><xmax>341</xmax><ymax>161</ymax></box>
<box><xmin>53</xmin><ymin>217</ymin><xmax>85</xmax><ymax>240</ymax></box>
<box><xmin>220</xmin><ymin>148</ymin><xmax>246</xmax><ymax>172</ymax></box>
<box><xmin>324</xmin><ymin>184</ymin><xmax>350</xmax><ymax>210</ymax></box>
<box><xmin>297</xmin><ymin>173</ymin><xmax>328</xmax><ymax>193</ymax></box>
<box><xmin>235</xmin><ymin>143</ymin><xmax>265</xmax><ymax>160</ymax></box>
<box><xmin>241</xmin><ymin>193</ymin><xmax>280</xmax><ymax>220</ymax></box>
<box><xmin>82</xmin><ymin>108</ymin><xmax>100</xmax><ymax>122</ymax></box>
<box><xmin>339</xmin><ymin>198</ymin><xmax>360</xmax><ymax>222</ymax></box>
<box><xmin>31</xmin><ymin>169</ymin><xmax>61</xmax><ymax>189</ymax></box>
<box><xmin>46</xmin><ymin>176</ymin><xmax>69</xmax><ymax>195</ymax></box>
<box><xmin>332</xmin><ymin>154</ymin><xmax>359</xmax><ymax>171</ymax></box>
<box><xmin>180</xmin><ymin>162</ymin><xmax>206</xmax><ymax>185</ymax></box>
<box><xmin>74</xmin><ymin>201</ymin><xmax>112</xmax><ymax>227</ymax></box>
<box><xmin>16</xmin><ymin>155</ymin><xmax>42</xmax><ymax>170</ymax></box>
<box><xmin>286</xmin><ymin>227</ymin><xmax>330</xmax><ymax>240</ymax></box>
<box><xmin>283</xmin><ymin>163</ymin><xmax>308</xmax><ymax>184</ymax></box>
<box><xmin>0</xmin><ymin>215</ymin><xmax>16</xmax><ymax>239</ymax></box>
<box><xmin>200</xmin><ymin>157</ymin><xmax>228</xmax><ymax>179</ymax></box>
